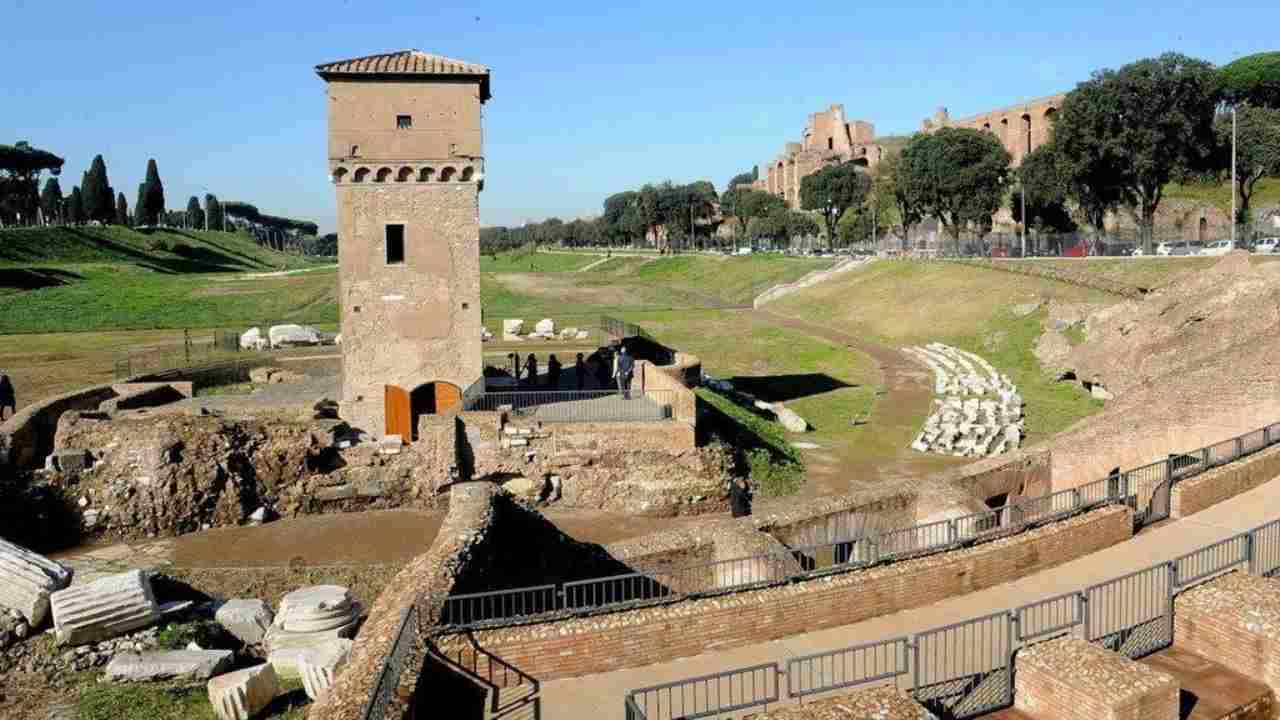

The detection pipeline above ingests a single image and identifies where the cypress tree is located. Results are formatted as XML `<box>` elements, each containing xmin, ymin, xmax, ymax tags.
<box><xmin>185</xmin><ymin>196</ymin><xmax>204</xmax><ymax>229</ymax></box>
<box><xmin>116</xmin><ymin>192</ymin><xmax>129</xmax><ymax>227</ymax></box>
<box><xmin>140</xmin><ymin>159</ymin><xmax>165</xmax><ymax>225</ymax></box>
<box><xmin>67</xmin><ymin>187</ymin><xmax>85</xmax><ymax>224</ymax></box>
<box><xmin>39</xmin><ymin>178</ymin><xmax>62</xmax><ymax>225</ymax></box>
<box><xmin>134</xmin><ymin>183</ymin><xmax>147</xmax><ymax>226</ymax></box>
<box><xmin>205</xmin><ymin>193</ymin><xmax>223</xmax><ymax>231</ymax></box>
<box><xmin>81</xmin><ymin>154</ymin><xmax>114</xmax><ymax>223</ymax></box>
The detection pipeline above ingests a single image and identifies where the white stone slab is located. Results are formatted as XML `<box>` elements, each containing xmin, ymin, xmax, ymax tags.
<box><xmin>104</xmin><ymin>649</ymin><xmax>233</xmax><ymax>682</ymax></box>
<box><xmin>0</xmin><ymin>538</ymin><xmax>73</xmax><ymax>626</ymax></box>
<box><xmin>209</xmin><ymin>663</ymin><xmax>279</xmax><ymax>720</ymax></box>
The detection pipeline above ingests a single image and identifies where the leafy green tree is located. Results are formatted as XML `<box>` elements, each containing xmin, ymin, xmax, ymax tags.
<box><xmin>1216</xmin><ymin>105</ymin><xmax>1280</xmax><ymax>224</ymax></box>
<box><xmin>800</xmin><ymin>162</ymin><xmax>872</xmax><ymax>244</ymax></box>
<box><xmin>721</xmin><ymin>187</ymin><xmax>785</xmax><ymax>245</ymax></box>
<box><xmin>1220</xmin><ymin>52</ymin><xmax>1280</xmax><ymax>109</ymax></box>
<box><xmin>186</xmin><ymin>196</ymin><xmax>205</xmax><ymax>229</ymax></box>
<box><xmin>39</xmin><ymin>178</ymin><xmax>62</xmax><ymax>225</ymax></box>
<box><xmin>874</xmin><ymin>152</ymin><xmax>921</xmax><ymax>249</ymax></box>
<box><xmin>67</xmin><ymin>186</ymin><xmax>85</xmax><ymax>225</ymax></box>
<box><xmin>1013</xmin><ymin>143</ymin><xmax>1078</xmax><ymax>233</ymax></box>
<box><xmin>204</xmin><ymin>194</ymin><xmax>224</xmax><ymax>231</ymax></box>
<box><xmin>139</xmin><ymin>159</ymin><xmax>165</xmax><ymax>225</ymax></box>
<box><xmin>0</xmin><ymin>141</ymin><xmax>64</xmax><ymax>226</ymax></box>
<box><xmin>1053</xmin><ymin>52</ymin><xmax>1221</xmax><ymax>252</ymax></box>
<box><xmin>81</xmin><ymin>155</ymin><xmax>115</xmax><ymax>223</ymax></box>
<box><xmin>900</xmin><ymin>127</ymin><xmax>1011</xmax><ymax>253</ymax></box>
<box><xmin>134</xmin><ymin>183</ymin><xmax>147</xmax><ymax>226</ymax></box>
<box><xmin>115</xmin><ymin>192</ymin><xmax>129</xmax><ymax>227</ymax></box>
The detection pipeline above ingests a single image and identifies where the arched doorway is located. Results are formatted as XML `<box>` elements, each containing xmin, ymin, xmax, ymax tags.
<box><xmin>384</xmin><ymin>381</ymin><xmax>463</xmax><ymax>440</ymax></box>
<box><xmin>410</xmin><ymin>381</ymin><xmax>462</xmax><ymax>440</ymax></box>
<box><xmin>1198</xmin><ymin>217</ymin><xmax>1208</xmax><ymax>243</ymax></box>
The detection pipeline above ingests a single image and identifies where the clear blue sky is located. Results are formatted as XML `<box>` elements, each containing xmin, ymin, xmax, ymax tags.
<box><xmin>4</xmin><ymin>0</ymin><xmax>1277</xmax><ymax>233</ymax></box>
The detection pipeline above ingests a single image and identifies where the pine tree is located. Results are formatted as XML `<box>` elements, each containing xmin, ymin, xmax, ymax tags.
<box><xmin>67</xmin><ymin>186</ymin><xmax>85</xmax><ymax>224</ymax></box>
<box><xmin>81</xmin><ymin>154</ymin><xmax>114</xmax><ymax>223</ymax></box>
<box><xmin>185</xmin><ymin>196</ymin><xmax>204</xmax><ymax>229</ymax></box>
<box><xmin>205</xmin><ymin>193</ymin><xmax>223</xmax><ymax>231</ymax></box>
<box><xmin>39</xmin><ymin>178</ymin><xmax>62</xmax><ymax>225</ymax></box>
<box><xmin>116</xmin><ymin>192</ymin><xmax>129</xmax><ymax>227</ymax></box>
<box><xmin>140</xmin><ymin>158</ymin><xmax>165</xmax><ymax>225</ymax></box>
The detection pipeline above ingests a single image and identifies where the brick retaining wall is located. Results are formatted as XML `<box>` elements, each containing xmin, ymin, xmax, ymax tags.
<box><xmin>1173</xmin><ymin>573</ymin><xmax>1280</xmax><ymax>696</ymax></box>
<box><xmin>1171</xmin><ymin>444</ymin><xmax>1280</xmax><ymax>519</ymax></box>
<box><xmin>435</xmin><ymin>505</ymin><xmax>1132</xmax><ymax>681</ymax></box>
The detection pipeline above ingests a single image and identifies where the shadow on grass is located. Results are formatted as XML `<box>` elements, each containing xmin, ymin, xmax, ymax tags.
<box><xmin>725</xmin><ymin>373</ymin><xmax>854</xmax><ymax>403</ymax></box>
<box><xmin>0</xmin><ymin>267</ymin><xmax>84</xmax><ymax>291</ymax></box>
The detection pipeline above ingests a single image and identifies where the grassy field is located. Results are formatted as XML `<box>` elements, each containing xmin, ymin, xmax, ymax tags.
<box><xmin>1165</xmin><ymin>177</ymin><xmax>1280</xmax><ymax>215</ymax></box>
<box><xmin>0</xmin><ymin>226</ymin><xmax>333</xmax><ymax>334</ymax></box>
<box><xmin>480</xmin><ymin>248</ymin><xmax>600</xmax><ymax>272</ymax></box>
<box><xmin>773</xmin><ymin>260</ymin><xmax>1110</xmax><ymax>441</ymax></box>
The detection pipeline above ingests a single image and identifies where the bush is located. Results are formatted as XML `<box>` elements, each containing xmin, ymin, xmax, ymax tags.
<box><xmin>746</xmin><ymin>448</ymin><xmax>804</xmax><ymax>497</ymax></box>
<box><xmin>146</xmin><ymin>236</ymin><xmax>171</xmax><ymax>252</ymax></box>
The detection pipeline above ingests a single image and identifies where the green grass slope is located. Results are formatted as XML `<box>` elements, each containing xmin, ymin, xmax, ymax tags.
<box><xmin>773</xmin><ymin>260</ymin><xmax>1111</xmax><ymax>440</ymax></box>
<box><xmin>0</xmin><ymin>226</ymin><xmax>333</xmax><ymax>333</ymax></box>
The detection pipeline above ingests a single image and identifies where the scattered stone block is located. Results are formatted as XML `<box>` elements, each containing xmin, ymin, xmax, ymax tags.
<box><xmin>50</xmin><ymin>569</ymin><xmax>160</xmax><ymax>645</ymax></box>
<box><xmin>379</xmin><ymin>435</ymin><xmax>403</xmax><ymax>455</ymax></box>
<box><xmin>265</xmin><ymin>586</ymin><xmax>360</xmax><ymax>667</ymax></box>
<box><xmin>502</xmin><ymin>318</ymin><xmax>524</xmax><ymax>341</ymax></box>
<box><xmin>208</xmin><ymin>663</ymin><xmax>279</xmax><ymax>720</ymax></box>
<box><xmin>534</xmin><ymin>318</ymin><xmax>555</xmax><ymax>335</ymax></box>
<box><xmin>0</xmin><ymin>538</ymin><xmax>73</xmax><ymax>626</ymax></box>
<box><xmin>104</xmin><ymin>649</ymin><xmax>233</xmax><ymax>682</ymax></box>
<box><xmin>773</xmin><ymin>405</ymin><xmax>808</xmax><ymax>433</ymax></box>
<box><xmin>297</xmin><ymin>639</ymin><xmax>353</xmax><ymax>701</ymax></box>
<box><xmin>215</xmin><ymin>599</ymin><xmax>274</xmax><ymax>646</ymax></box>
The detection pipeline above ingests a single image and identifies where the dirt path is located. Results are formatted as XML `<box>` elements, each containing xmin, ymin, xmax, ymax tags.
<box><xmin>753</xmin><ymin>308</ymin><xmax>964</xmax><ymax>499</ymax></box>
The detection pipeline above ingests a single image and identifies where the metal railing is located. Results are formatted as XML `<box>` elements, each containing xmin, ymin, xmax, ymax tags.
<box><xmin>624</xmin><ymin>515</ymin><xmax>1280</xmax><ymax>720</ymax></box>
<box><xmin>411</xmin><ymin>420</ymin><xmax>1280</xmax><ymax>636</ymax></box>
<box><xmin>462</xmin><ymin>389</ymin><xmax>676</xmax><ymax>422</ymax></box>
<box><xmin>361</xmin><ymin>604</ymin><xmax>420</xmax><ymax>720</ymax></box>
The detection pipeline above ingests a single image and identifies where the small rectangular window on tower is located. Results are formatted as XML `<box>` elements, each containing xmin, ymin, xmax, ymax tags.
<box><xmin>385</xmin><ymin>224</ymin><xmax>405</xmax><ymax>264</ymax></box>
<box><xmin>396</xmin><ymin>115</ymin><xmax>413</xmax><ymax>129</ymax></box>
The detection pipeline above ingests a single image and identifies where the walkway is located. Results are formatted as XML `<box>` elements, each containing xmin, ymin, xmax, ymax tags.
<box><xmin>536</xmin><ymin>474</ymin><xmax>1280</xmax><ymax>718</ymax></box>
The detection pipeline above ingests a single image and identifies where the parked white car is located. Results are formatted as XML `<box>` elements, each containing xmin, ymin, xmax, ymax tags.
<box><xmin>1199</xmin><ymin>240</ymin><xmax>1236</xmax><ymax>256</ymax></box>
<box><xmin>1156</xmin><ymin>241</ymin><xmax>1204</xmax><ymax>256</ymax></box>
<box><xmin>1253</xmin><ymin>237</ymin><xmax>1280</xmax><ymax>255</ymax></box>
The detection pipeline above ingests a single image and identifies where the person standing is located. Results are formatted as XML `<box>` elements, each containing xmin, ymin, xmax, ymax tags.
<box><xmin>614</xmin><ymin>346</ymin><xmax>635</xmax><ymax>399</ymax></box>
<box><xmin>547</xmin><ymin>354</ymin><xmax>563</xmax><ymax>390</ymax></box>
<box><xmin>0</xmin><ymin>373</ymin><xmax>14</xmax><ymax>421</ymax></box>
<box><xmin>524</xmin><ymin>353</ymin><xmax>539</xmax><ymax>387</ymax></box>
<box><xmin>728</xmin><ymin>477</ymin><xmax>753</xmax><ymax>518</ymax></box>
<box><xmin>574</xmin><ymin>353</ymin><xmax>587</xmax><ymax>391</ymax></box>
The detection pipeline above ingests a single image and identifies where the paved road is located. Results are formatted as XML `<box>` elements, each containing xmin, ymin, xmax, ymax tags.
<box><xmin>535</xmin><ymin>475</ymin><xmax>1280</xmax><ymax>718</ymax></box>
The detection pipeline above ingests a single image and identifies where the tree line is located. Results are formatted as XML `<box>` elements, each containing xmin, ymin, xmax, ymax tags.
<box><xmin>0</xmin><ymin>147</ymin><xmax>333</xmax><ymax>255</ymax></box>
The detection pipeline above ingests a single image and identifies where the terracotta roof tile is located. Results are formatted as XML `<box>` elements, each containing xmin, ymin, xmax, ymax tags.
<box><xmin>316</xmin><ymin>49</ymin><xmax>490</xmax><ymax>99</ymax></box>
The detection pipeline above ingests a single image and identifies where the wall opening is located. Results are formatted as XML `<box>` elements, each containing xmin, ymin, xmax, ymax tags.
<box><xmin>396</xmin><ymin>167</ymin><xmax>414</xmax><ymax>182</ymax></box>
<box><xmin>396</xmin><ymin>114</ymin><xmax>413</xmax><ymax>129</ymax></box>
<box><xmin>1198</xmin><ymin>217</ymin><xmax>1208</xmax><ymax>243</ymax></box>
<box><xmin>386</xmin><ymin>224</ymin><xmax>405</xmax><ymax>264</ymax></box>
<box><xmin>410</xmin><ymin>382</ymin><xmax>462</xmax><ymax>440</ymax></box>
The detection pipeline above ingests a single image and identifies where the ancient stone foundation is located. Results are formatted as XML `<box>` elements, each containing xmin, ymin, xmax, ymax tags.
<box><xmin>1015</xmin><ymin>636</ymin><xmax>1179</xmax><ymax>720</ymax></box>
<box><xmin>1173</xmin><ymin>573</ymin><xmax>1280</xmax><ymax>696</ymax></box>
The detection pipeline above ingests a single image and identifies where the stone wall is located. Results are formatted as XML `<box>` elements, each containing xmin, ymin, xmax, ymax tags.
<box><xmin>0</xmin><ymin>383</ymin><xmax>118</xmax><ymax>471</ymax></box>
<box><xmin>306</xmin><ymin>481</ymin><xmax>501</xmax><ymax>720</ymax></box>
<box><xmin>1014</xmin><ymin>636</ymin><xmax>1179</xmax><ymax>720</ymax></box>
<box><xmin>921</xmin><ymin>94</ymin><xmax>1064</xmax><ymax>166</ymax></box>
<box><xmin>1170</xmin><ymin>444</ymin><xmax>1280</xmax><ymax>519</ymax></box>
<box><xmin>1173</xmin><ymin>573</ymin><xmax>1280</xmax><ymax>696</ymax></box>
<box><xmin>638</xmin><ymin>360</ymin><xmax>697</xmax><ymax>425</ymax></box>
<box><xmin>435</xmin><ymin>506</ymin><xmax>1131</xmax><ymax>681</ymax></box>
<box><xmin>937</xmin><ymin>448</ymin><xmax>1053</xmax><ymax>507</ymax></box>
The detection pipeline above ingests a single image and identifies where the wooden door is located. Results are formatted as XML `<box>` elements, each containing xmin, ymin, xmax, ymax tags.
<box><xmin>434</xmin><ymin>382</ymin><xmax>462</xmax><ymax>415</ymax></box>
<box><xmin>385</xmin><ymin>385</ymin><xmax>411</xmax><ymax>438</ymax></box>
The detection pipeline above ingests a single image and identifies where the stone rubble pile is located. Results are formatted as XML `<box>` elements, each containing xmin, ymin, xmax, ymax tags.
<box><xmin>903</xmin><ymin>343</ymin><xmax>1024</xmax><ymax>457</ymax></box>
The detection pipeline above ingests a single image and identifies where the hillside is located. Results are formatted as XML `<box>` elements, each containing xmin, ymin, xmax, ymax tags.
<box><xmin>0</xmin><ymin>226</ymin><xmax>332</xmax><ymax>333</ymax></box>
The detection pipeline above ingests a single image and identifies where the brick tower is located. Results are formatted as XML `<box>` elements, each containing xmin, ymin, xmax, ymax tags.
<box><xmin>316</xmin><ymin>50</ymin><xmax>490</xmax><ymax>438</ymax></box>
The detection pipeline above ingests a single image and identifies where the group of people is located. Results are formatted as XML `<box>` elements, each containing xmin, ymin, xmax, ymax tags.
<box><xmin>502</xmin><ymin>344</ymin><xmax>636</xmax><ymax>397</ymax></box>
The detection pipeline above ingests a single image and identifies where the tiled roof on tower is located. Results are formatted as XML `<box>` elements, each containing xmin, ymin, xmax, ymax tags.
<box><xmin>315</xmin><ymin>49</ymin><xmax>490</xmax><ymax>100</ymax></box>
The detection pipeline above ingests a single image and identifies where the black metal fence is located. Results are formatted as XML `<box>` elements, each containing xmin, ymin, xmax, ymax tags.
<box><xmin>624</xmin><ymin>515</ymin><xmax>1280</xmax><ymax>719</ymax></box>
